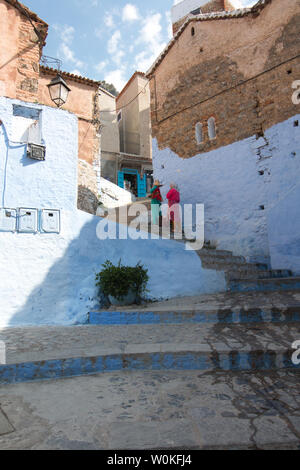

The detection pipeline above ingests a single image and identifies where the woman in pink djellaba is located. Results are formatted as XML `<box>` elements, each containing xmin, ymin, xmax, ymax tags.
<box><xmin>166</xmin><ymin>183</ymin><xmax>181</xmax><ymax>233</ymax></box>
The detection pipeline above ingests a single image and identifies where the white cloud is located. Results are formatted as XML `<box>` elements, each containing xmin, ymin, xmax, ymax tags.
<box><xmin>104</xmin><ymin>68</ymin><xmax>127</xmax><ymax>92</ymax></box>
<box><xmin>52</xmin><ymin>24</ymin><xmax>85</xmax><ymax>73</ymax></box>
<box><xmin>134</xmin><ymin>13</ymin><xmax>166</xmax><ymax>72</ymax></box>
<box><xmin>139</xmin><ymin>13</ymin><xmax>162</xmax><ymax>44</ymax></box>
<box><xmin>60</xmin><ymin>43</ymin><xmax>84</xmax><ymax>68</ymax></box>
<box><xmin>94</xmin><ymin>61</ymin><xmax>108</xmax><ymax>74</ymax></box>
<box><xmin>107</xmin><ymin>30</ymin><xmax>122</xmax><ymax>55</ymax></box>
<box><xmin>104</xmin><ymin>13</ymin><xmax>115</xmax><ymax>28</ymax></box>
<box><xmin>122</xmin><ymin>4</ymin><xmax>140</xmax><ymax>22</ymax></box>
<box><xmin>165</xmin><ymin>11</ymin><xmax>173</xmax><ymax>40</ymax></box>
<box><xmin>107</xmin><ymin>31</ymin><xmax>126</xmax><ymax>67</ymax></box>
<box><xmin>70</xmin><ymin>69</ymin><xmax>83</xmax><ymax>76</ymax></box>
<box><xmin>52</xmin><ymin>24</ymin><xmax>75</xmax><ymax>45</ymax></box>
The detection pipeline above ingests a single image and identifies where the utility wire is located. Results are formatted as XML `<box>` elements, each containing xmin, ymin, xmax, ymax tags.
<box><xmin>98</xmin><ymin>53</ymin><xmax>299</xmax><ymax>118</ymax></box>
<box><xmin>100</xmin><ymin>81</ymin><xmax>149</xmax><ymax>114</ymax></box>
<box><xmin>154</xmin><ymin>54</ymin><xmax>300</xmax><ymax>124</ymax></box>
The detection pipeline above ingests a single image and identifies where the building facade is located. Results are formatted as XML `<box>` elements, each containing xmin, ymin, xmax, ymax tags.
<box><xmin>0</xmin><ymin>0</ymin><xmax>102</xmax><ymax>215</ymax></box>
<box><xmin>0</xmin><ymin>0</ymin><xmax>216</xmax><ymax>327</ymax></box>
<box><xmin>147</xmin><ymin>0</ymin><xmax>300</xmax><ymax>272</ymax></box>
<box><xmin>116</xmin><ymin>72</ymin><xmax>153</xmax><ymax>198</ymax></box>
<box><xmin>39</xmin><ymin>67</ymin><xmax>102</xmax><ymax>215</ymax></box>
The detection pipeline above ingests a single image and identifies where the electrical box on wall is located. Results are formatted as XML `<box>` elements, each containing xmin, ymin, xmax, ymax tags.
<box><xmin>40</xmin><ymin>209</ymin><xmax>60</xmax><ymax>233</ymax></box>
<box><xmin>0</xmin><ymin>209</ymin><xmax>17</xmax><ymax>232</ymax></box>
<box><xmin>27</xmin><ymin>143</ymin><xmax>46</xmax><ymax>161</ymax></box>
<box><xmin>18</xmin><ymin>208</ymin><xmax>38</xmax><ymax>233</ymax></box>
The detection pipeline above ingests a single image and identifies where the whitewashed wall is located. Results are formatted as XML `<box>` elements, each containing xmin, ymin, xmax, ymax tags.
<box><xmin>0</xmin><ymin>97</ymin><xmax>226</xmax><ymax>327</ymax></box>
<box><xmin>99</xmin><ymin>177</ymin><xmax>135</xmax><ymax>209</ymax></box>
<box><xmin>171</xmin><ymin>0</ymin><xmax>208</xmax><ymax>24</ymax></box>
<box><xmin>152</xmin><ymin>115</ymin><xmax>300</xmax><ymax>271</ymax></box>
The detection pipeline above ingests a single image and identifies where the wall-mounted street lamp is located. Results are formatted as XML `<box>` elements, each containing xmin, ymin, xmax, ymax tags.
<box><xmin>41</xmin><ymin>55</ymin><xmax>71</xmax><ymax>107</ymax></box>
<box><xmin>47</xmin><ymin>74</ymin><xmax>71</xmax><ymax>108</ymax></box>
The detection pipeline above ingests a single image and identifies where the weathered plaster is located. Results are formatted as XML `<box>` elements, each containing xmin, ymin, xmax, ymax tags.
<box><xmin>152</xmin><ymin>114</ymin><xmax>300</xmax><ymax>269</ymax></box>
<box><xmin>0</xmin><ymin>96</ymin><xmax>226</xmax><ymax>327</ymax></box>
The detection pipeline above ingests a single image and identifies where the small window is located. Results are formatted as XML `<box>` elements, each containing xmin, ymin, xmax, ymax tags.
<box><xmin>191</xmin><ymin>27</ymin><xmax>195</xmax><ymax>37</ymax></box>
<box><xmin>195</xmin><ymin>122</ymin><xmax>203</xmax><ymax>144</ymax></box>
<box><xmin>208</xmin><ymin>117</ymin><xmax>216</xmax><ymax>140</ymax></box>
<box><xmin>117</xmin><ymin>111</ymin><xmax>122</xmax><ymax>122</ymax></box>
<box><xmin>12</xmin><ymin>105</ymin><xmax>42</xmax><ymax>144</ymax></box>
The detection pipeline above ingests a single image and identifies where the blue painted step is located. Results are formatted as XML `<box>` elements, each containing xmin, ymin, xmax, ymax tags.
<box><xmin>87</xmin><ymin>307</ymin><xmax>300</xmax><ymax>326</ymax></box>
<box><xmin>0</xmin><ymin>347</ymin><xmax>299</xmax><ymax>385</ymax></box>
<box><xmin>229</xmin><ymin>277</ymin><xmax>300</xmax><ymax>293</ymax></box>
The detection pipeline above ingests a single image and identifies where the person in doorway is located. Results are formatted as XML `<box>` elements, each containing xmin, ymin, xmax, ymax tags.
<box><xmin>166</xmin><ymin>183</ymin><xmax>181</xmax><ymax>233</ymax></box>
<box><xmin>150</xmin><ymin>180</ymin><xmax>163</xmax><ymax>226</ymax></box>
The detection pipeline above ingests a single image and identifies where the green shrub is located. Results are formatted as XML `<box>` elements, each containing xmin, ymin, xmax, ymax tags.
<box><xmin>95</xmin><ymin>260</ymin><xmax>149</xmax><ymax>301</ymax></box>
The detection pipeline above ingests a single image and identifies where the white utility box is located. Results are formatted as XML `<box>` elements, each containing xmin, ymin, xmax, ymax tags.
<box><xmin>18</xmin><ymin>208</ymin><xmax>38</xmax><ymax>233</ymax></box>
<box><xmin>0</xmin><ymin>208</ymin><xmax>17</xmax><ymax>232</ymax></box>
<box><xmin>40</xmin><ymin>209</ymin><xmax>60</xmax><ymax>233</ymax></box>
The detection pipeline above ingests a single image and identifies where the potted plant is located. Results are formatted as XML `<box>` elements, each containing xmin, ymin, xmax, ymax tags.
<box><xmin>95</xmin><ymin>260</ymin><xmax>149</xmax><ymax>306</ymax></box>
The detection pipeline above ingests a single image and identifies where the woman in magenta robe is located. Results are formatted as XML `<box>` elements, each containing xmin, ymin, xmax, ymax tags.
<box><xmin>166</xmin><ymin>183</ymin><xmax>181</xmax><ymax>232</ymax></box>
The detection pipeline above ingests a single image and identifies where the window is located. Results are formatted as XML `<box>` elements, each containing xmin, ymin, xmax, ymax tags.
<box><xmin>12</xmin><ymin>105</ymin><xmax>42</xmax><ymax>144</ymax></box>
<box><xmin>195</xmin><ymin>122</ymin><xmax>203</xmax><ymax>144</ymax></box>
<box><xmin>208</xmin><ymin>117</ymin><xmax>216</xmax><ymax>140</ymax></box>
<box><xmin>191</xmin><ymin>27</ymin><xmax>195</xmax><ymax>37</ymax></box>
<box><xmin>117</xmin><ymin>111</ymin><xmax>122</xmax><ymax>122</ymax></box>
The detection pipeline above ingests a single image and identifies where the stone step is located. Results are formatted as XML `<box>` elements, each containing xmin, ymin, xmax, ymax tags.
<box><xmin>88</xmin><ymin>306</ymin><xmax>300</xmax><ymax>325</ymax></box>
<box><xmin>201</xmin><ymin>261</ymin><xmax>261</xmax><ymax>273</ymax></box>
<box><xmin>255</xmin><ymin>263</ymin><xmax>270</xmax><ymax>271</ymax></box>
<box><xmin>229</xmin><ymin>277</ymin><xmax>300</xmax><ymax>293</ymax></box>
<box><xmin>226</xmin><ymin>269</ymin><xmax>294</xmax><ymax>282</ymax></box>
<box><xmin>197</xmin><ymin>248</ymin><xmax>233</xmax><ymax>257</ymax></box>
<box><xmin>198</xmin><ymin>253</ymin><xmax>246</xmax><ymax>264</ymax></box>
<box><xmin>0</xmin><ymin>322</ymin><xmax>299</xmax><ymax>384</ymax></box>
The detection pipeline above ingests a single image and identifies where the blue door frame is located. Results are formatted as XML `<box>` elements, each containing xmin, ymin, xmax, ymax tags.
<box><xmin>118</xmin><ymin>169</ymin><xmax>147</xmax><ymax>198</ymax></box>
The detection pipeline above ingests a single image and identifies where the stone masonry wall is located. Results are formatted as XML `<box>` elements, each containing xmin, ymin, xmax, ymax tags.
<box><xmin>15</xmin><ymin>15</ymin><xmax>40</xmax><ymax>102</ymax></box>
<box><xmin>0</xmin><ymin>0</ymin><xmax>47</xmax><ymax>102</ymax></box>
<box><xmin>77</xmin><ymin>159</ymin><xmax>100</xmax><ymax>215</ymax></box>
<box><xmin>151</xmin><ymin>0</ymin><xmax>300</xmax><ymax>159</ymax></box>
<box><xmin>39</xmin><ymin>72</ymin><xmax>101</xmax><ymax>215</ymax></box>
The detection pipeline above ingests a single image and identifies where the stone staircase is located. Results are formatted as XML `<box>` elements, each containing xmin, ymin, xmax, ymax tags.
<box><xmin>0</xmin><ymin>207</ymin><xmax>299</xmax><ymax>385</ymax></box>
<box><xmin>103</xmin><ymin>202</ymin><xmax>300</xmax><ymax>294</ymax></box>
<box><xmin>0</xmin><ymin>290</ymin><xmax>299</xmax><ymax>384</ymax></box>
<box><xmin>194</xmin><ymin>245</ymin><xmax>300</xmax><ymax>293</ymax></box>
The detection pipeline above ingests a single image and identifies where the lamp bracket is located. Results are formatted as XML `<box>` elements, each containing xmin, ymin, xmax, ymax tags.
<box><xmin>41</xmin><ymin>55</ymin><xmax>62</xmax><ymax>72</ymax></box>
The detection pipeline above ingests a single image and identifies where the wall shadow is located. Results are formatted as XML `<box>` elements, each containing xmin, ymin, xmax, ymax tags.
<box><xmin>8</xmin><ymin>213</ymin><xmax>208</xmax><ymax>327</ymax></box>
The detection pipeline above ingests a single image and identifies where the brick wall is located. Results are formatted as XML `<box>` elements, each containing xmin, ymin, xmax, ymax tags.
<box><xmin>39</xmin><ymin>71</ymin><xmax>101</xmax><ymax>214</ymax></box>
<box><xmin>0</xmin><ymin>0</ymin><xmax>47</xmax><ymax>102</ymax></box>
<box><xmin>151</xmin><ymin>0</ymin><xmax>300</xmax><ymax>159</ymax></box>
<box><xmin>15</xmin><ymin>15</ymin><xmax>40</xmax><ymax>102</ymax></box>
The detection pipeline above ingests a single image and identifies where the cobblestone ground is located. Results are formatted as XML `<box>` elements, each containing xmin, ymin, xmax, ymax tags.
<box><xmin>0</xmin><ymin>369</ymin><xmax>299</xmax><ymax>450</ymax></box>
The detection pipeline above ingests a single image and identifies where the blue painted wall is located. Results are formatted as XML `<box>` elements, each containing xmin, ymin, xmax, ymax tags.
<box><xmin>152</xmin><ymin>114</ymin><xmax>300</xmax><ymax>269</ymax></box>
<box><xmin>0</xmin><ymin>97</ymin><xmax>226</xmax><ymax>327</ymax></box>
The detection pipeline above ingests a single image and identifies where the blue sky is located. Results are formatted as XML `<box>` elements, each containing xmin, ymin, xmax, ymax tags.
<box><xmin>23</xmin><ymin>0</ymin><xmax>255</xmax><ymax>92</ymax></box>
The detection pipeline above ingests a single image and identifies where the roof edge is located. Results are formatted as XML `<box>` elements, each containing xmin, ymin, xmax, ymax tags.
<box><xmin>116</xmin><ymin>71</ymin><xmax>146</xmax><ymax>102</ymax></box>
<box><xmin>146</xmin><ymin>0</ymin><xmax>273</xmax><ymax>77</ymax></box>
<box><xmin>40</xmin><ymin>66</ymin><xmax>100</xmax><ymax>88</ymax></box>
<box><xmin>4</xmin><ymin>0</ymin><xmax>48</xmax><ymax>31</ymax></box>
<box><xmin>4</xmin><ymin>0</ymin><xmax>48</xmax><ymax>44</ymax></box>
